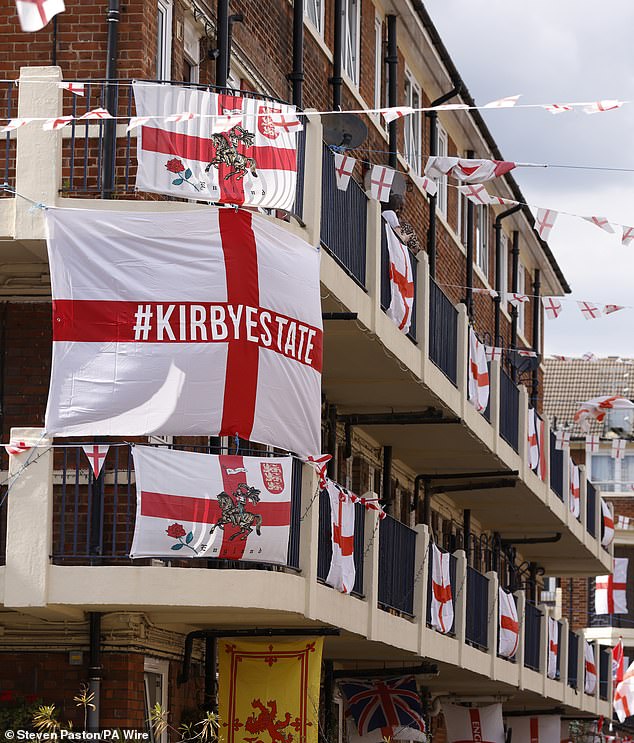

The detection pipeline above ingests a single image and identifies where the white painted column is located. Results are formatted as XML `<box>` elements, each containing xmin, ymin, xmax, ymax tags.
<box><xmin>365</xmin><ymin>198</ymin><xmax>382</xmax><ymax>332</ymax></box>
<box><xmin>515</xmin><ymin>589</ymin><xmax>526</xmax><ymax>689</ymax></box>
<box><xmin>299</xmin><ymin>462</ymin><xmax>321</xmax><ymax>620</ymax></box>
<box><xmin>414</xmin><ymin>524</ymin><xmax>430</xmax><ymax>656</ymax></box>
<box><xmin>365</xmin><ymin>505</ymin><xmax>381</xmax><ymax>641</ymax></box>
<box><xmin>301</xmin><ymin>110</ymin><xmax>323</xmax><ymax>248</ymax></box>
<box><xmin>456</xmin><ymin>304</ymin><xmax>469</xmax><ymax>406</ymax></box>
<box><xmin>489</xmin><ymin>359</ymin><xmax>501</xmax><ymax>439</ymax></box>
<box><xmin>454</xmin><ymin>549</ymin><xmax>467</xmax><ymax>660</ymax></box>
<box><xmin>416</xmin><ymin>250</ymin><xmax>430</xmax><ymax>359</ymax></box>
<box><xmin>486</xmin><ymin>570</ymin><xmax>499</xmax><ymax>676</ymax></box>
<box><xmin>579</xmin><ymin>464</ymin><xmax>588</xmax><ymax>532</ymax></box>
<box><xmin>518</xmin><ymin>385</ymin><xmax>529</xmax><ymax>472</ymax></box>
<box><xmin>560</xmin><ymin>617</ymin><xmax>570</xmax><ymax>688</ymax></box>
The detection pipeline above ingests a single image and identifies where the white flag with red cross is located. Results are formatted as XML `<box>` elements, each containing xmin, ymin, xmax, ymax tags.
<box><xmin>585</xmin><ymin>641</ymin><xmax>597</xmax><ymax>694</ymax></box>
<box><xmin>82</xmin><ymin>445</ymin><xmax>110</xmax><ymax>477</ymax></box>
<box><xmin>506</xmin><ymin>716</ymin><xmax>560</xmax><ymax>743</ymax></box>
<box><xmin>325</xmin><ymin>479</ymin><xmax>356</xmax><ymax>594</ymax></box>
<box><xmin>535</xmin><ymin>208</ymin><xmax>558</xmax><ymax>240</ymax></box>
<box><xmin>542</xmin><ymin>296</ymin><xmax>563</xmax><ymax>320</ymax></box>
<box><xmin>622</xmin><ymin>226</ymin><xmax>634</xmax><ymax>247</ymax></box>
<box><xmin>468</xmin><ymin>328</ymin><xmax>489</xmax><ymax>414</ymax></box>
<box><xmin>15</xmin><ymin>0</ymin><xmax>64</xmax><ymax>32</ymax></box>
<box><xmin>585</xmin><ymin>100</ymin><xmax>624</xmax><ymax>114</ymax></box>
<box><xmin>612</xmin><ymin>438</ymin><xmax>627</xmax><ymax>460</ymax></box>
<box><xmin>555</xmin><ymin>430</ymin><xmax>570</xmax><ymax>450</ymax></box>
<box><xmin>498</xmin><ymin>588</ymin><xmax>519</xmax><ymax>659</ymax></box>
<box><xmin>369</xmin><ymin>165</ymin><xmax>395</xmax><ymax>202</ymax></box>
<box><xmin>44</xmin><ymin>207</ymin><xmax>322</xmax><ymax>457</ymax></box>
<box><xmin>528</xmin><ymin>408</ymin><xmax>540</xmax><ymax>471</ymax></box>
<box><xmin>380</xmin><ymin>106</ymin><xmax>414</xmax><ymax>124</ymax></box>
<box><xmin>577</xmin><ymin>301</ymin><xmax>601</xmax><ymax>320</ymax></box>
<box><xmin>569</xmin><ymin>459</ymin><xmax>580</xmax><ymax>519</ymax></box>
<box><xmin>615</xmin><ymin>660</ymin><xmax>634</xmax><ymax>721</ymax></box>
<box><xmin>129</xmin><ymin>446</ymin><xmax>292</xmax><ymax>563</ymax></box>
<box><xmin>430</xmin><ymin>544</ymin><xmax>453</xmax><ymax>634</ymax></box>
<box><xmin>602</xmin><ymin>499</ymin><xmax>614</xmax><ymax>547</ymax></box>
<box><xmin>424</xmin><ymin>157</ymin><xmax>516</xmax><ymax>184</ymax></box>
<box><xmin>132</xmin><ymin>82</ymin><xmax>301</xmax><ymax>210</ymax></box>
<box><xmin>547</xmin><ymin>617</ymin><xmax>559</xmax><ymax>679</ymax></box>
<box><xmin>584</xmin><ymin>216</ymin><xmax>615</xmax><ymax>234</ymax></box>
<box><xmin>383</xmin><ymin>213</ymin><xmax>414</xmax><ymax>334</ymax></box>
<box><xmin>595</xmin><ymin>557</ymin><xmax>628</xmax><ymax>614</ymax></box>
<box><xmin>443</xmin><ymin>703</ymin><xmax>505</xmax><ymax>743</ymax></box>
<box><xmin>535</xmin><ymin>412</ymin><xmax>547</xmax><ymax>482</ymax></box>
<box><xmin>613</xmin><ymin>639</ymin><xmax>625</xmax><ymax>684</ymax></box>
<box><xmin>59</xmin><ymin>81</ymin><xmax>85</xmax><ymax>96</ymax></box>
<box><xmin>575</xmin><ymin>396</ymin><xmax>634</xmax><ymax>433</ymax></box>
<box><xmin>333</xmin><ymin>152</ymin><xmax>356</xmax><ymax>192</ymax></box>
<box><xmin>585</xmin><ymin>435</ymin><xmax>600</xmax><ymax>454</ymax></box>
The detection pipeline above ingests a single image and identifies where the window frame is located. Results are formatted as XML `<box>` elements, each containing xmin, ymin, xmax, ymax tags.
<box><xmin>304</xmin><ymin>0</ymin><xmax>324</xmax><ymax>35</ymax></box>
<box><xmin>182</xmin><ymin>14</ymin><xmax>202</xmax><ymax>84</ymax></box>
<box><xmin>475</xmin><ymin>204</ymin><xmax>489</xmax><ymax>279</ymax></box>
<box><xmin>517</xmin><ymin>262</ymin><xmax>525</xmax><ymax>337</ymax></box>
<box><xmin>436</xmin><ymin>125</ymin><xmax>448</xmax><ymax>217</ymax></box>
<box><xmin>156</xmin><ymin>0</ymin><xmax>173</xmax><ymax>81</ymax></box>
<box><xmin>499</xmin><ymin>232</ymin><xmax>509</xmax><ymax>313</ymax></box>
<box><xmin>144</xmin><ymin>658</ymin><xmax>169</xmax><ymax>743</ymax></box>
<box><xmin>342</xmin><ymin>0</ymin><xmax>360</xmax><ymax>85</ymax></box>
<box><xmin>373</xmin><ymin>13</ymin><xmax>383</xmax><ymax>111</ymax></box>
<box><xmin>403</xmin><ymin>68</ymin><xmax>422</xmax><ymax>175</ymax></box>
<box><xmin>590</xmin><ymin>451</ymin><xmax>634</xmax><ymax>492</ymax></box>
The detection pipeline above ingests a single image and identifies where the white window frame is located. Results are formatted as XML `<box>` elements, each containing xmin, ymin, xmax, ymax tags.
<box><xmin>436</xmin><ymin>125</ymin><xmax>448</xmax><ymax>217</ymax></box>
<box><xmin>183</xmin><ymin>15</ymin><xmax>202</xmax><ymax>84</ymax></box>
<box><xmin>403</xmin><ymin>68</ymin><xmax>422</xmax><ymax>175</ymax></box>
<box><xmin>499</xmin><ymin>232</ymin><xmax>509</xmax><ymax>312</ymax></box>
<box><xmin>590</xmin><ymin>452</ymin><xmax>634</xmax><ymax>492</ymax></box>
<box><xmin>475</xmin><ymin>204</ymin><xmax>489</xmax><ymax>279</ymax></box>
<box><xmin>517</xmin><ymin>262</ymin><xmax>525</xmax><ymax>337</ymax></box>
<box><xmin>144</xmin><ymin>658</ymin><xmax>169</xmax><ymax>743</ymax></box>
<box><xmin>156</xmin><ymin>0</ymin><xmax>173</xmax><ymax>81</ymax></box>
<box><xmin>304</xmin><ymin>0</ymin><xmax>324</xmax><ymax>35</ymax></box>
<box><xmin>342</xmin><ymin>0</ymin><xmax>360</xmax><ymax>85</ymax></box>
<box><xmin>373</xmin><ymin>13</ymin><xmax>383</xmax><ymax>111</ymax></box>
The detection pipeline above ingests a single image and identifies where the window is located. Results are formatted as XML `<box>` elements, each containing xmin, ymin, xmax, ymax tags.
<box><xmin>499</xmin><ymin>232</ymin><xmax>509</xmax><ymax>312</ymax></box>
<box><xmin>156</xmin><ymin>0</ymin><xmax>173</xmax><ymax>81</ymax></box>
<box><xmin>475</xmin><ymin>204</ymin><xmax>489</xmax><ymax>278</ymax></box>
<box><xmin>404</xmin><ymin>70</ymin><xmax>422</xmax><ymax>174</ymax></box>
<box><xmin>606</xmin><ymin>408</ymin><xmax>634</xmax><ymax>435</ymax></box>
<box><xmin>436</xmin><ymin>125</ymin><xmax>448</xmax><ymax>217</ymax></box>
<box><xmin>144</xmin><ymin>659</ymin><xmax>168</xmax><ymax>743</ymax></box>
<box><xmin>183</xmin><ymin>15</ymin><xmax>201</xmax><ymax>83</ymax></box>
<box><xmin>373</xmin><ymin>14</ymin><xmax>383</xmax><ymax>110</ymax></box>
<box><xmin>305</xmin><ymin>0</ymin><xmax>324</xmax><ymax>34</ymax></box>
<box><xmin>342</xmin><ymin>0</ymin><xmax>360</xmax><ymax>84</ymax></box>
<box><xmin>517</xmin><ymin>262</ymin><xmax>525</xmax><ymax>337</ymax></box>
<box><xmin>590</xmin><ymin>453</ymin><xmax>634</xmax><ymax>492</ymax></box>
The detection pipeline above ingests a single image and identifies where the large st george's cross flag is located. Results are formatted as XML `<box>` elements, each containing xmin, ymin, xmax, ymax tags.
<box><xmin>44</xmin><ymin>207</ymin><xmax>322</xmax><ymax>456</ymax></box>
<box><xmin>133</xmin><ymin>82</ymin><xmax>302</xmax><ymax>210</ymax></box>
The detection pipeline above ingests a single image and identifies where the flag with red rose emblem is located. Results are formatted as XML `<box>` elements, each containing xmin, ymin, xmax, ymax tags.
<box><xmin>130</xmin><ymin>446</ymin><xmax>293</xmax><ymax>563</ymax></box>
<box><xmin>133</xmin><ymin>82</ymin><xmax>302</xmax><ymax>209</ymax></box>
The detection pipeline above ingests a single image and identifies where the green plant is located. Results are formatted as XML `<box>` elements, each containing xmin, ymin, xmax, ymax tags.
<box><xmin>0</xmin><ymin>695</ymin><xmax>42</xmax><ymax>734</ymax></box>
<box><xmin>149</xmin><ymin>703</ymin><xmax>221</xmax><ymax>743</ymax></box>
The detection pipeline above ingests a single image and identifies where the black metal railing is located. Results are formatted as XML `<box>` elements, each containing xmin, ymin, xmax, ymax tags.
<box><xmin>550</xmin><ymin>431</ymin><xmax>564</xmax><ymax>501</ymax></box>
<box><xmin>0</xmin><ymin>81</ymin><xmax>16</xmax><ymax>195</ymax></box>
<box><xmin>0</xmin><ymin>495</ymin><xmax>6</xmax><ymax>567</ymax></box>
<box><xmin>568</xmin><ymin>629</ymin><xmax>579</xmax><ymax>688</ymax></box>
<box><xmin>294</xmin><ymin>123</ymin><xmax>306</xmax><ymax>219</ymax></box>
<box><xmin>429</xmin><ymin>278</ymin><xmax>458</xmax><ymax>385</ymax></box>
<box><xmin>52</xmin><ymin>444</ymin><xmax>302</xmax><ymax>570</ymax></box>
<box><xmin>426</xmin><ymin>547</ymin><xmax>457</xmax><ymax>634</ymax></box>
<box><xmin>524</xmin><ymin>601</ymin><xmax>542</xmax><ymax>671</ymax></box>
<box><xmin>378</xmin><ymin>515</ymin><xmax>416</xmax><ymax>617</ymax></box>
<box><xmin>317</xmin><ymin>488</ymin><xmax>365</xmax><ymax>596</ymax></box>
<box><xmin>587</xmin><ymin>481</ymin><xmax>596</xmax><ymax>538</ymax></box>
<box><xmin>499</xmin><ymin>368</ymin><xmax>519</xmax><ymax>452</ymax></box>
<box><xmin>465</xmin><ymin>566</ymin><xmax>489</xmax><ymax>650</ymax></box>
<box><xmin>320</xmin><ymin>143</ymin><xmax>367</xmax><ymax>287</ymax></box>
<box><xmin>380</xmin><ymin>223</ymin><xmax>418</xmax><ymax>342</ymax></box>
<box><xmin>599</xmin><ymin>645</ymin><xmax>609</xmax><ymax>700</ymax></box>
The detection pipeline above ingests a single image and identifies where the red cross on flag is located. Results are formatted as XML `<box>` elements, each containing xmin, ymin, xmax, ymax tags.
<box><xmin>1</xmin><ymin>118</ymin><xmax>33</xmax><ymax>133</ymax></box>
<box><xmin>130</xmin><ymin>446</ymin><xmax>292</xmax><ymax>563</ymax></box>
<box><xmin>380</xmin><ymin>106</ymin><xmax>414</xmax><ymax>124</ymax></box>
<box><xmin>622</xmin><ymin>226</ymin><xmax>634</xmax><ymax>246</ymax></box>
<box><xmin>584</xmin><ymin>215</ymin><xmax>615</xmax><ymax>234</ymax></box>
<box><xmin>430</xmin><ymin>544</ymin><xmax>453</xmax><ymax>634</ymax></box>
<box><xmin>547</xmin><ymin>617</ymin><xmax>559</xmax><ymax>679</ymax></box>
<box><xmin>333</xmin><ymin>152</ymin><xmax>356</xmax><ymax>192</ymax></box>
<box><xmin>383</xmin><ymin>212</ymin><xmax>414</xmax><ymax>333</ymax></box>
<box><xmin>528</xmin><ymin>408</ymin><xmax>540</xmax><ymax>471</ymax></box>
<box><xmin>585</xmin><ymin>100</ymin><xmax>624</xmax><ymax>114</ymax></box>
<box><xmin>569</xmin><ymin>459</ymin><xmax>580</xmax><ymax>519</ymax></box>
<box><xmin>370</xmin><ymin>165</ymin><xmax>395</xmax><ymax>202</ymax></box>
<box><xmin>484</xmin><ymin>94</ymin><xmax>521</xmax><ymax>108</ymax></box>
<box><xmin>585</xmin><ymin>641</ymin><xmax>597</xmax><ymax>694</ymax></box>
<box><xmin>325</xmin><ymin>479</ymin><xmax>356</xmax><ymax>594</ymax></box>
<box><xmin>468</xmin><ymin>328</ymin><xmax>489</xmax><ymax>414</ymax></box>
<box><xmin>59</xmin><ymin>82</ymin><xmax>85</xmax><ymax>96</ymax></box>
<box><xmin>543</xmin><ymin>103</ymin><xmax>573</xmax><ymax>114</ymax></box>
<box><xmin>577</xmin><ymin>301</ymin><xmax>601</xmax><ymax>320</ymax></box>
<box><xmin>604</xmin><ymin>304</ymin><xmax>625</xmax><ymax>315</ymax></box>
<box><xmin>613</xmin><ymin>639</ymin><xmax>624</xmax><ymax>684</ymax></box>
<box><xmin>505</xmin><ymin>716</ymin><xmax>561</xmax><ymax>743</ymax></box>
<box><xmin>615</xmin><ymin>661</ymin><xmax>634</xmax><ymax>721</ymax></box>
<box><xmin>411</xmin><ymin>174</ymin><xmax>437</xmax><ymax>197</ymax></box>
<box><xmin>43</xmin><ymin>116</ymin><xmax>73</xmax><ymax>130</ymax></box>
<box><xmin>5</xmin><ymin>439</ymin><xmax>33</xmax><ymax>456</ymax></box>
<box><xmin>424</xmin><ymin>157</ymin><xmax>516</xmax><ymax>184</ymax></box>
<box><xmin>15</xmin><ymin>0</ymin><xmax>64</xmax><ymax>32</ymax></box>
<box><xmin>305</xmin><ymin>453</ymin><xmax>331</xmax><ymax>489</ymax></box>
<box><xmin>506</xmin><ymin>293</ymin><xmax>529</xmax><ymax>308</ymax></box>
<box><xmin>574</xmin><ymin>396</ymin><xmax>634</xmax><ymax>432</ymax></box>
<box><xmin>612</xmin><ymin>438</ymin><xmax>627</xmax><ymax>460</ymax></box>
<box><xmin>80</xmin><ymin>108</ymin><xmax>113</xmax><ymax>121</ymax></box>
<box><xmin>485</xmin><ymin>346</ymin><xmax>503</xmax><ymax>362</ymax></box>
<box><xmin>44</xmin><ymin>207</ymin><xmax>322</xmax><ymax>457</ymax></box>
<box><xmin>595</xmin><ymin>557</ymin><xmax>628</xmax><ymax>614</ymax></box>
<box><xmin>82</xmin><ymin>444</ymin><xmax>110</xmax><ymax>477</ymax></box>
<box><xmin>617</xmin><ymin>515</ymin><xmax>631</xmax><ymax>529</ymax></box>
<box><xmin>585</xmin><ymin>435</ymin><xmax>600</xmax><ymax>454</ymax></box>
<box><xmin>443</xmin><ymin>703</ymin><xmax>505</xmax><ymax>743</ymax></box>
<box><xmin>533</xmin><ymin>411</ymin><xmax>547</xmax><ymax>482</ymax></box>
<box><xmin>555</xmin><ymin>430</ymin><xmax>570</xmax><ymax>450</ymax></box>
<box><xmin>602</xmin><ymin>499</ymin><xmax>615</xmax><ymax>547</ymax></box>
<box><xmin>541</xmin><ymin>296</ymin><xmax>563</xmax><ymax>319</ymax></box>
<box><xmin>535</xmin><ymin>208</ymin><xmax>558</xmax><ymax>240</ymax></box>
<box><xmin>458</xmin><ymin>184</ymin><xmax>493</xmax><ymax>205</ymax></box>
<box><xmin>132</xmin><ymin>82</ymin><xmax>301</xmax><ymax>210</ymax></box>
<box><xmin>498</xmin><ymin>588</ymin><xmax>519</xmax><ymax>658</ymax></box>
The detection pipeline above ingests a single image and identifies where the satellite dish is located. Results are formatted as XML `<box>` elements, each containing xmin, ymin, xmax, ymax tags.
<box><xmin>322</xmin><ymin>113</ymin><xmax>368</xmax><ymax>149</ymax></box>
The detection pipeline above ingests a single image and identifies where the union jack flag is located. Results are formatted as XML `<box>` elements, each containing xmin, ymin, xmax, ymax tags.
<box><xmin>339</xmin><ymin>675</ymin><xmax>425</xmax><ymax>738</ymax></box>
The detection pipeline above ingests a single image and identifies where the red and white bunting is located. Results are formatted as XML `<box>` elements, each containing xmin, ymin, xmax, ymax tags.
<box><xmin>543</xmin><ymin>103</ymin><xmax>573</xmax><ymax>114</ymax></box>
<box><xmin>582</xmin><ymin>352</ymin><xmax>598</xmax><ymax>361</ymax></box>
<box><xmin>585</xmin><ymin>100</ymin><xmax>624</xmax><ymax>114</ymax></box>
<box><xmin>577</xmin><ymin>301</ymin><xmax>601</xmax><ymax>320</ymax></box>
<box><xmin>528</xmin><ymin>408</ymin><xmax>540</xmax><ymax>471</ymax></box>
<box><xmin>604</xmin><ymin>304</ymin><xmax>625</xmax><ymax>315</ymax></box>
<box><xmin>617</xmin><ymin>515</ymin><xmax>631</xmax><ymax>529</ymax></box>
<box><xmin>498</xmin><ymin>588</ymin><xmax>519</xmax><ymax>658</ymax></box>
<box><xmin>506</xmin><ymin>716</ymin><xmax>560</xmax><ymax>743</ymax></box>
<box><xmin>612</xmin><ymin>438</ymin><xmax>627</xmax><ymax>460</ymax></box>
<box><xmin>325</xmin><ymin>479</ymin><xmax>356</xmax><ymax>594</ymax></box>
<box><xmin>43</xmin><ymin>116</ymin><xmax>73</xmax><ymax>130</ymax></box>
<box><xmin>82</xmin><ymin>444</ymin><xmax>110</xmax><ymax>477</ymax></box>
<box><xmin>458</xmin><ymin>183</ymin><xmax>493</xmax><ymax>205</ymax></box>
<box><xmin>383</xmin><ymin>211</ymin><xmax>414</xmax><ymax>333</ymax></box>
<box><xmin>126</xmin><ymin>116</ymin><xmax>151</xmax><ymax>132</ymax></box>
<box><xmin>443</xmin><ymin>703</ymin><xmax>505</xmax><ymax>743</ymax></box>
<box><xmin>595</xmin><ymin>557</ymin><xmax>628</xmax><ymax>614</ymax></box>
<box><xmin>547</xmin><ymin>617</ymin><xmax>558</xmax><ymax>679</ymax></box>
<box><xmin>349</xmin><ymin>493</ymin><xmax>386</xmax><ymax>519</ymax></box>
<box><xmin>59</xmin><ymin>82</ymin><xmax>85</xmax><ymax>96</ymax></box>
<box><xmin>468</xmin><ymin>328</ymin><xmax>490</xmax><ymax>414</ymax></box>
<box><xmin>269</xmin><ymin>111</ymin><xmax>303</xmax><ymax>132</ymax></box>
<box><xmin>80</xmin><ymin>108</ymin><xmax>113</xmax><ymax>120</ymax></box>
<box><xmin>484</xmin><ymin>94</ymin><xmax>521</xmax><ymax>108</ymax></box>
<box><xmin>5</xmin><ymin>439</ymin><xmax>32</xmax><ymax>456</ymax></box>
<box><xmin>506</xmin><ymin>293</ymin><xmax>529</xmax><ymax>308</ymax></box>
<box><xmin>517</xmin><ymin>349</ymin><xmax>538</xmax><ymax>358</ymax></box>
<box><xmin>430</xmin><ymin>543</ymin><xmax>453</xmax><ymax>634</ymax></box>
<box><xmin>411</xmin><ymin>174</ymin><xmax>437</xmax><ymax>197</ymax></box>
<box><xmin>602</xmin><ymin>499</ymin><xmax>615</xmax><ymax>548</ymax></box>
<box><xmin>551</xmin><ymin>354</ymin><xmax>570</xmax><ymax>361</ymax></box>
<box><xmin>15</xmin><ymin>0</ymin><xmax>65</xmax><ymax>32</ymax></box>
<box><xmin>585</xmin><ymin>642</ymin><xmax>597</xmax><ymax>695</ymax></box>
<box><xmin>369</xmin><ymin>165</ymin><xmax>395</xmax><ymax>202</ymax></box>
<box><xmin>614</xmin><ymin>661</ymin><xmax>634</xmax><ymax>721</ymax></box>
<box><xmin>474</xmin><ymin>288</ymin><xmax>498</xmax><ymax>297</ymax></box>
<box><xmin>585</xmin><ymin>435</ymin><xmax>600</xmax><ymax>454</ymax></box>
<box><xmin>542</xmin><ymin>296</ymin><xmax>563</xmax><ymax>319</ymax></box>
<box><xmin>305</xmin><ymin>453</ymin><xmax>331</xmax><ymax>489</ymax></box>
<box><xmin>584</xmin><ymin>215</ymin><xmax>615</xmax><ymax>234</ymax></box>
<box><xmin>613</xmin><ymin>639</ymin><xmax>625</xmax><ymax>684</ymax></box>
<box><xmin>535</xmin><ymin>208</ymin><xmax>558</xmax><ymax>240</ymax></box>
<box><xmin>434</xmin><ymin>103</ymin><xmax>470</xmax><ymax>111</ymax></box>
<box><xmin>424</xmin><ymin>156</ymin><xmax>516</xmax><ymax>184</ymax></box>
<box><xmin>380</xmin><ymin>106</ymin><xmax>414</xmax><ymax>124</ymax></box>
<box><xmin>485</xmin><ymin>346</ymin><xmax>503</xmax><ymax>362</ymax></box>
<box><xmin>622</xmin><ymin>226</ymin><xmax>634</xmax><ymax>247</ymax></box>
<box><xmin>569</xmin><ymin>459</ymin><xmax>580</xmax><ymax>519</ymax></box>
<box><xmin>333</xmin><ymin>152</ymin><xmax>356</xmax><ymax>192</ymax></box>
<box><xmin>165</xmin><ymin>111</ymin><xmax>198</xmax><ymax>123</ymax></box>
<box><xmin>555</xmin><ymin>430</ymin><xmax>570</xmax><ymax>450</ymax></box>
<box><xmin>1</xmin><ymin>118</ymin><xmax>33</xmax><ymax>133</ymax></box>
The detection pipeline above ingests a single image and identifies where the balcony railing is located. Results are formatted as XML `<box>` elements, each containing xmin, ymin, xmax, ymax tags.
<box><xmin>465</xmin><ymin>566</ymin><xmax>489</xmax><ymax>650</ymax></box>
<box><xmin>550</xmin><ymin>431</ymin><xmax>565</xmax><ymax>501</ymax></box>
<box><xmin>587</xmin><ymin>481</ymin><xmax>596</xmax><ymax>538</ymax></box>
<box><xmin>378</xmin><ymin>515</ymin><xmax>416</xmax><ymax>616</ymax></box>
<box><xmin>524</xmin><ymin>601</ymin><xmax>542</xmax><ymax>671</ymax></box>
<box><xmin>427</xmin><ymin>546</ymin><xmax>457</xmax><ymax>635</ymax></box>
<box><xmin>0</xmin><ymin>81</ymin><xmax>17</xmax><ymax>195</ymax></box>
<box><xmin>568</xmin><ymin>629</ymin><xmax>579</xmax><ymax>688</ymax></box>
<box><xmin>499</xmin><ymin>368</ymin><xmax>519</xmax><ymax>452</ymax></box>
<box><xmin>599</xmin><ymin>645</ymin><xmax>609</xmax><ymax>701</ymax></box>
<box><xmin>380</xmin><ymin>225</ymin><xmax>418</xmax><ymax>342</ymax></box>
<box><xmin>429</xmin><ymin>278</ymin><xmax>458</xmax><ymax>385</ymax></box>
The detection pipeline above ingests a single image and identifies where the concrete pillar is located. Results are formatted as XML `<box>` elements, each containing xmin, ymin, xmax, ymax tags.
<box><xmin>15</xmin><ymin>66</ymin><xmax>63</xmax><ymax>239</ymax></box>
<box><xmin>543</xmin><ymin>417</ymin><xmax>552</xmax><ymax>491</ymax></box>
<box><xmin>414</xmin><ymin>524</ymin><xmax>430</xmax><ymax>656</ymax></box>
<box><xmin>560</xmin><ymin>617</ymin><xmax>570</xmax><ymax>688</ymax></box>
<box><xmin>365</xmin><ymin>199</ymin><xmax>382</xmax><ymax>331</ymax></box>
<box><xmin>538</xmin><ymin>603</ymin><xmax>547</xmax><ymax>676</ymax></box>
<box><xmin>515</xmin><ymin>589</ymin><xmax>526</xmax><ymax>689</ymax></box>
<box><xmin>299</xmin><ymin>462</ymin><xmax>321</xmax><ymax>620</ymax></box>
<box><xmin>489</xmin><ymin>359</ymin><xmax>501</xmax><ymax>439</ymax></box>
<box><xmin>456</xmin><ymin>304</ymin><xmax>469</xmax><ymax>405</ymax></box>
<box><xmin>416</xmin><ymin>250</ymin><xmax>430</xmax><ymax>358</ymax></box>
<box><xmin>579</xmin><ymin>464</ymin><xmax>588</xmax><ymax>532</ymax></box>
<box><xmin>518</xmin><ymin>384</ymin><xmax>529</xmax><ymax>470</ymax></box>
<box><xmin>365</xmin><ymin>504</ymin><xmax>381</xmax><ymax>641</ymax></box>
<box><xmin>486</xmin><ymin>570</ymin><xmax>499</xmax><ymax>676</ymax></box>
<box><xmin>4</xmin><ymin>428</ymin><xmax>53</xmax><ymax>608</ymax></box>
<box><xmin>301</xmin><ymin>110</ymin><xmax>323</xmax><ymax>248</ymax></box>
<box><xmin>578</xmin><ymin>635</ymin><xmax>586</xmax><ymax>700</ymax></box>
<box><xmin>454</xmin><ymin>549</ymin><xmax>467</xmax><ymax>657</ymax></box>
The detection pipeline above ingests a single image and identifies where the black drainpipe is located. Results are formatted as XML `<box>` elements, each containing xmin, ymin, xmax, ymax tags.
<box><xmin>216</xmin><ymin>0</ymin><xmax>230</xmax><ymax>86</ymax></box>
<box><xmin>463</xmin><ymin>509</ymin><xmax>471</xmax><ymax>566</ymax></box>
<box><xmin>510</xmin><ymin>229</ymin><xmax>520</xmax><ymax>379</ymax></box>
<box><xmin>531</xmin><ymin>269</ymin><xmax>541</xmax><ymax>407</ymax></box>
<box><xmin>87</xmin><ymin>613</ymin><xmax>102</xmax><ymax>732</ymax></box>
<box><xmin>493</xmin><ymin>204</ymin><xmax>521</xmax><ymax>344</ymax></box>
<box><xmin>386</xmin><ymin>15</ymin><xmax>398</xmax><ymax>168</ymax></box>
<box><xmin>330</xmin><ymin>0</ymin><xmax>343</xmax><ymax>109</ymax></box>
<box><xmin>464</xmin><ymin>149</ymin><xmax>474</xmax><ymax>319</ymax></box>
<box><xmin>288</xmin><ymin>0</ymin><xmax>304</xmax><ymax>108</ymax></box>
<box><xmin>101</xmin><ymin>0</ymin><xmax>119</xmax><ymax>199</ymax></box>
<box><xmin>204</xmin><ymin>637</ymin><xmax>217</xmax><ymax>712</ymax></box>
<box><xmin>382</xmin><ymin>446</ymin><xmax>392</xmax><ymax>513</ymax></box>
<box><xmin>426</xmin><ymin>85</ymin><xmax>461</xmax><ymax>279</ymax></box>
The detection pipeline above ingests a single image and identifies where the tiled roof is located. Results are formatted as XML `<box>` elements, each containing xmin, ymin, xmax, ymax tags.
<box><xmin>543</xmin><ymin>358</ymin><xmax>634</xmax><ymax>437</ymax></box>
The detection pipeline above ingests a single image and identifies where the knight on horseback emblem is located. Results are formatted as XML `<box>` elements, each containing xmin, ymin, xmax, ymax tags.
<box><xmin>209</xmin><ymin>483</ymin><xmax>263</xmax><ymax>542</ymax></box>
<box><xmin>205</xmin><ymin>124</ymin><xmax>259</xmax><ymax>182</ymax></box>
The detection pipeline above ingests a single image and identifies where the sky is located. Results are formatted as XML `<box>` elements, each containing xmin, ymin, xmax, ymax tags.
<box><xmin>424</xmin><ymin>0</ymin><xmax>634</xmax><ymax>357</ymax></box>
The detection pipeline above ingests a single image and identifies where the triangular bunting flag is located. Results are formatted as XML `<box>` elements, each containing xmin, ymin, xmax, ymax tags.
<box><xmin>82</xmin><ymin>444</ymin><xmax>110</xmax><ymax>477</ymax></box>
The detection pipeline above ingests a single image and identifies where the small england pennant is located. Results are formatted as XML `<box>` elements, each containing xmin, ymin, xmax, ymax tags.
<box><xmin>369</xmin><ymin>165</ymin><xmax>394</xmax><ymax>202</ymax></box>
<box><xmin>333</xmin><ymin>152</ymin><xmax>356</xmax><ymax>192</ymax></box>
<box><xmin>82</xmin><ymin>444</ymin><xmax>110</xmax><ymax>477</ymax></box>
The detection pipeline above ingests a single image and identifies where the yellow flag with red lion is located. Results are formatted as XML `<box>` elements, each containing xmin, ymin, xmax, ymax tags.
<box><xmin>218</xmin><ymin>637</ymin><xmax>323</xmax><ymax>743</ymax></box>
